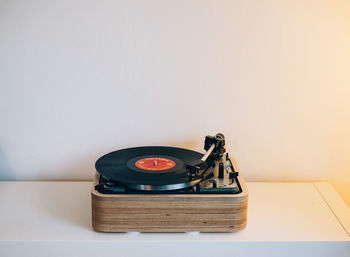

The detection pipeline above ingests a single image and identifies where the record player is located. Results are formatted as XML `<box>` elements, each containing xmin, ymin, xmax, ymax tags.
<box><xmin>91</xmin><ymin>133</ymin><xmax>248</xmax><ymax>232</ymax></box>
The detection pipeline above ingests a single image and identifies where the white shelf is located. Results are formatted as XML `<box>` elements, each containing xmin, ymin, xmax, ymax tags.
<box><xmin>0</xmin><ymin>182</ymin><xmax>349</xmax><ymax>257</ymax></box>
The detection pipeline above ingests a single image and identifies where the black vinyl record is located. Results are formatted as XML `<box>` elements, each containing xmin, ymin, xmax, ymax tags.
<box><xmin>95</xmin><ymin>146</ymin><xmax>204</xmax><ymax>191</ymax></box>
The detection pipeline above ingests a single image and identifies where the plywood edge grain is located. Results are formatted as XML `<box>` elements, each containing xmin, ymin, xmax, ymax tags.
<box><xmin>91</xmin><ymin>172</ymin><xmax>248</xmax><ymax>232</ymax></box>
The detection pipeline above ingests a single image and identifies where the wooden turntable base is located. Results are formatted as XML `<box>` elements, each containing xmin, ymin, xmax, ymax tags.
<box><xmin>91</xmin><ymin>173</ymin><xmax>248</xmax><ymax>232</ymax></box>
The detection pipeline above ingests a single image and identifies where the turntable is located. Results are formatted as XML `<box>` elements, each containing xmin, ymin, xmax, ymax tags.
<box><xmin>91</xmin><ymin>133</ymin><xmax>248</xmax><ymax>232</ymax></box>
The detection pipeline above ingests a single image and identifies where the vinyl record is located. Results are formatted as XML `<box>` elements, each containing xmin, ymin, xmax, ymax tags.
<box><xmin>95</xmin><ymin>146</ymin><xmax>204</xmax><ymax>191</ymax></box>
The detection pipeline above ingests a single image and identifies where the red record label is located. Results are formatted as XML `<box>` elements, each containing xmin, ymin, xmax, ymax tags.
<box><xmin>135</xmin><ymin>157</ymin><xmax>175</xmax><ymax>171</ymax></box>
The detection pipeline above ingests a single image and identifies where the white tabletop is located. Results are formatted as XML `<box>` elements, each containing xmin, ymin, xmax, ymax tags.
<box><xmin>0</xmin><ymin>181</ymin><xmax>349</xmax><ymax>257</ymax></box>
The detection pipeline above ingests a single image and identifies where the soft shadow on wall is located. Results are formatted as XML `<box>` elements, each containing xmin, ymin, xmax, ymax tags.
<box><xmin>0</xmin><ymin>147</ymin><xmax>16</xmax><ymax>180</ymax></box>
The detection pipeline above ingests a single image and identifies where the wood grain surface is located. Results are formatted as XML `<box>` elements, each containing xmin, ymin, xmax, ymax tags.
<box><xmin>91</xmin><ymin>173</ymin><xmax>248</xmax><ymax>232</ymax></box>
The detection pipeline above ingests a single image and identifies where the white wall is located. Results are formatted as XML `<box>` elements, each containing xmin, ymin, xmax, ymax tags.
<box><xmin>1</xmin><ymin>0</ymin><xmax>350</xmax><ymax>205</ymax></box>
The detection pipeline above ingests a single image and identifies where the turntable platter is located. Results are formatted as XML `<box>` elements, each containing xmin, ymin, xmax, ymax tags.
<box><xmin>95</xmin><ymin>146</ymin><xmax>204</xmax><ymax>191</ymax></box>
